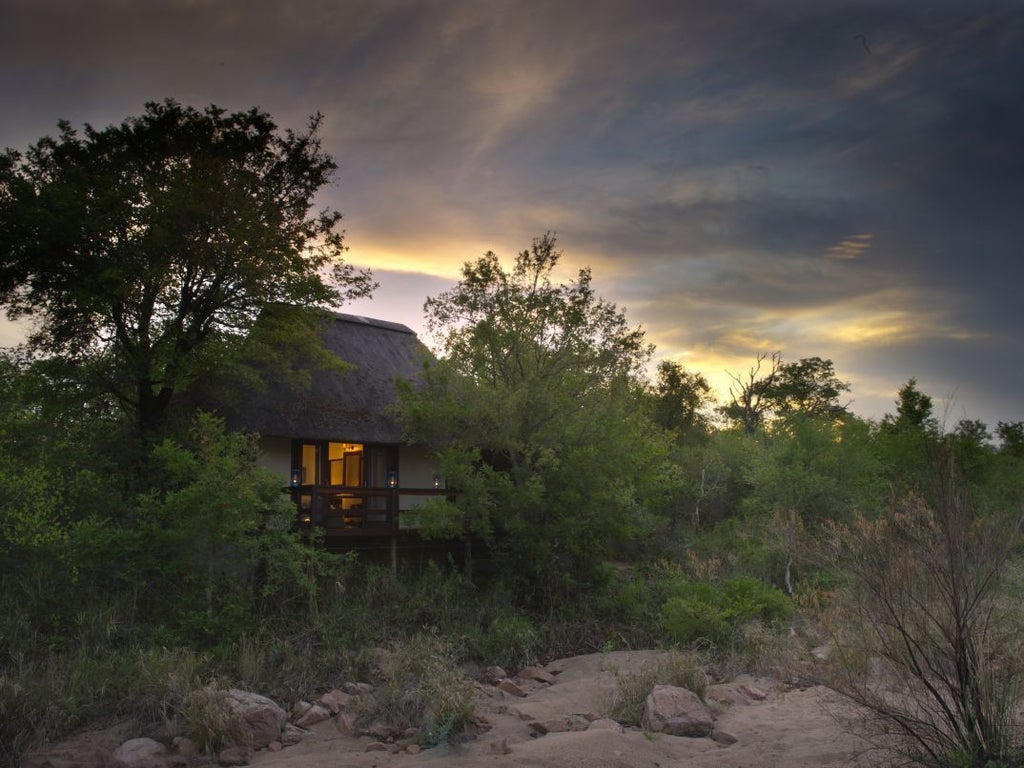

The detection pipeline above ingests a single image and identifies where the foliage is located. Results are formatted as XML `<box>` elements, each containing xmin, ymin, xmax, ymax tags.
<box><xmin>882</xmin><ymin>376</ymin><xmax>939</xmax><ymax>435</ymax></box>
<box><xmin>738</xmin><ymin>414</ymin><xmax>883</xmax><ymax>592</ymax></box>
<box><xmin>822</xmin><ymin>456</ymin><xmax>1024</xmax><ymax>768</ymax></box>
<box><xmin>0</xmin><ymin>99</ymin><xmax>374</xmax><ymax>435</ymax></box>
<box><xmin>769</xmin><ymin>356</ymin><xmax>851</xmax><ymax>419</ymax></box>
<box><xmin>648</xmin><ymin>360</ymin><xmax>715</xmax><ymax>442</ymax></box>
<box><xmin>660</xmin><ymin>576</ymin><xmax>792</xmax><ymax>648</ymax></box>
<box><xmin>357</xmin><ymin>632</ymin><xmax>475</xmax><ymax>743</ymax></box>
<box><xmin>721</xmin><ymin>353</ymin><xmax>851</xmax><ymax>434</ymax></box>
<box><xmin>996</xmin><ymin>421</ymin><xmax>1024</xmax><ymax>457</ymax></box>
<box><xmin>398</xmin><ymin>233</ymin><xmax>677</xmax><ymax>602</ymax></box>
<box><xmin>468</xmin><ymin>608</ymin><xmax>541</xmax><ymax>671</ymax></box>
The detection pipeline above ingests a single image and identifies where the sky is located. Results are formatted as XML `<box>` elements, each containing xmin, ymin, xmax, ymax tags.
<box><xmin>2</xmin><ymin>0</ymin><xmax>1023</xmax><ymax>430</ymax></box>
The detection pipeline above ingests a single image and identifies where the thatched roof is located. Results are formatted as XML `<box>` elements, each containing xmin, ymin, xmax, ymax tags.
<box><xmin>230</xmin><ymin>312</ymin><xmax>430</xmax><ymax>443</ymax></box>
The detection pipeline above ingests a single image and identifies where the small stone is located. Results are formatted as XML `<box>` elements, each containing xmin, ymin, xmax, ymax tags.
<box><xmin>528</xmin><ymin>720</ymin><xmax>549</xmax><ymax>735</ymax></box>
<box><xmin>342</xmin><ymin>681</ymin><xmax>374</xmax><ymax>695</ymax></box>
<box><xmin>481</xmin><ymin>665</ymin><xmax>507</xmax><ymax>683</ymax></box>
<box><xmin>171</xmin><ymin>736</ymin><xmax>198</xmax><ymax>758</ymax></box>
<box><xmin>498</xmin><ymin>679</ymin><xmax>527</xmax><ymax>697</ymax></box>
<box><xmin>518</xmin><ymin>665</ymin><xmax>556</xmax><ymax>684</ymax></box>
<box><xmin>267</xmin><ymin>741</ymin><xmax>283</xmax><ymax>753</ymax></box>
<box><xmin>217</xmin><ymin>746</ymin><xmax>251</xmax><ymax>766</ymax></box>
<box><xmin>336</xmin><ymin>712</ymin><xmax>358</xmax><ymax>736</ymax></box>
<box><xmin>319</xmin><ymin>689</ymin><xmax>353</xmax><ymax>714</ymax></box>
<box><xmin>280</xmin><ymin>723</ymin><xmax>308</xmax><ymax>746</ymax></box>
<box><xmin>738</xmin><ymin>682</ymin><xmax>767</xmax><ymax>701</ymax></box>
<box><xmin>294</xmin><ymin>703</ymin><xmax>332</xmax><ymax>728</ymax></box>
<box><xmin>111</xmin><ymin>738</ymin><xmax>167</xmax><ymax>768</ymax></box>
<box><xmin>712</xmin><ymin>729</ymin><xmax>738</xmax><ymax>745</ymax></box>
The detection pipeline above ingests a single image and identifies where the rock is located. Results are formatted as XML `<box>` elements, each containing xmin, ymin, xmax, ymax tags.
<box><xmin>588</xmin><ymin>718</ymin><xmax>624</xmax><ymax>733</ymax></box>
<box><xmin>335</xmin><ymin>711</ymin><xmax>358</xmax><ymax>736</ymax></box>
<box><xmin>294</xmin><ymin>702</ymin><xmax>332</xmax><ymax>728</ymax></box>
<box><xmin>291</xmin><ymin>700</ymin><xmax>312</xmax><ymax>719</ymax></box>
<box><xmin>528</xmin><ymin>714</ymin><xmax>588</xmax><ymax>735</ymax></box>
<box><xmin>362</xmin><ymin>720</ymin><xmax>401</xmax><ymax>741</ymax></box>
<box><xmin>528</xmin><ymin>719</ymin><xmax>565</xmax><ymax>735</ymax></box>
<box><xmin>518</xmin><ymin>665</ymin><xmax>556</xmax><ymax>684</ymax></box>
<box><xmin>568</xmin><ymin>714</ymin><xmax>590</xmax><ymax>731</ymax></box>
<box><xmin>498</xmin><ymin>679</ymin><xmax>527</xmax><ymax>697</ymax></box>
<box><xmin>266</xmin><ymin>741</ymin><xmax>283</xmax><ymax>752</ymax></box>
<box><xmin>643</xmin><ymin>685</ymin><xmax>715</xmax><ymax>738</ymax></box>
<box><xmin>738</xmin><ymin>682</ymin><xmax>767</xmax><ymax>701</ymax></box>
<box><xmin>406</xmin><ymin>743</ymin><xmax>422</xmax><ymax>755</ymax></box>
<box><xmin>319</xmin><ymin>689</ymin><xmax>353</xmax><ymax>714</ymax></box>
<box><xmin>217</xmin><ymin>745</ymin><xmax>251</xmax><ymax>766</ymax></box>
<box><xmin>481</xmin><ymin>665</ymin><xmax>507</xmax><ymax>684</ymax></box>
<box><xmin>171</xmin><ymin>736</ymin><xmax>198</xmax><ymax>759</ymax></box>
<box><xmin>280</xmin><ymin>723</ymin><xmax>308</xmax><ymax>747</ymax></box>
<box><xmin>711</xmin><ymin>729</ymin><xmax>738</xmax><ymax>745</ymax></box>
<box><xmin>342</xmin><ymin>681</ymin><xmax>373</xmax><ymax>695</ymax></box>
<box><xmin>225</xmin><ymin>689</ymin><xmax>287</xmax><ymax>750</ymax></box>
<box><xmin>110</xmin><ymin>738</ymin><xmax>169</xmax><ymax>768</ymax></box>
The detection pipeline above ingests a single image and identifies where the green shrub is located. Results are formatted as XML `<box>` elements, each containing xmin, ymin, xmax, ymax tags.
<box><xmin>357</xmin><ymin>632</ymin><xmax>474</xmax><ymax>744</ymax></box>
<box><xmin>660</xmin><ymin>576</ymin><xmax>791</xmax><ymax>648</ymax></box>
<box><xmin>469</xmin><ymin>609</ymin><xmax>541</xmax><ymax>671</ymax></box>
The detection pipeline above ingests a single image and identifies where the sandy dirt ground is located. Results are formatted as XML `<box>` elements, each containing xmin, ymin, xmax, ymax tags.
<box><xmin>247</xmin><ymin>650</ymin><xmax>876</xmax><ymax>768</ymax></box>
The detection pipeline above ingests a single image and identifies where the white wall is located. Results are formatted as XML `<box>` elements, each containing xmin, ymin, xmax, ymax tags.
<box><xmin>398</xmin><ymin>444</ymin><xmax>442</xmax><ymax>510</ymax></box>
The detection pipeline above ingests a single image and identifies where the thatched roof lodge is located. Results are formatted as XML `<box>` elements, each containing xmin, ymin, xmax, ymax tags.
<box><xmin>225</xmin><ymin>312</ymin><xmax>448</xmax><ymax>557</ymax></box>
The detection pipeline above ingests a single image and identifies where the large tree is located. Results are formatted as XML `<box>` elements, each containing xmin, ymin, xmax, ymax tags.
<box><xmin>649</xmin><ymin>360</ymin><xmax>715</xmax><ymax>442</ymax></box>
<box><xmin>0</xmin><ymin>100</ymin><xmax>373</xmax><ymax>435</ymax></box>
<box><xmin>721</xmin><ymin>353</ymin><xmax>850</xmax><ymax>434</ymax></box>
<box><xmin>398</xmin><ymin>234</ymin><xmax>674</xmax><ymax>599</ymax></box>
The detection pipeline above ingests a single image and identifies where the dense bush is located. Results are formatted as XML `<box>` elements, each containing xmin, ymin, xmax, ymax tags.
<box><xmin>356</xmin><ymin>633</ymin><xmax>475</xmax><ymax>745</ymax></box>
<box><xmin>660</xmin><ymin>576</ymin><xmax>792</xmax><ymax>648</ymax></box>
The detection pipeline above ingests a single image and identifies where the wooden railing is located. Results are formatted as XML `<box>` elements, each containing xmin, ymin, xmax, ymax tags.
<box><xmin>292</xmin><ymin>485</ymin><xmax>454</xmax><ymax>536</ymax></box>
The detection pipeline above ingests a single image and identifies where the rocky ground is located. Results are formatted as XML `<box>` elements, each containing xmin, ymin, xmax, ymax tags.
<box><xmin>24</xmin><ymin>650</ymin><xmax>876</xmax><ymax>768</ymax></box>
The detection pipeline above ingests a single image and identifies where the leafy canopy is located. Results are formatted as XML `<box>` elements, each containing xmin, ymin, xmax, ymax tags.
<box><xmin>0</xmin><ymin>99</ymin><xmax>373</xmax><ymax>434</ymax></box>
<box><xmin>721</xmin><ymin>353</ymin><xmax>850</xmax><ymax>434</ymax></box>
<box><xmin>400</xmin><ymin>234</ymin><xmax>673</xmax><ymax>599</ymax></box>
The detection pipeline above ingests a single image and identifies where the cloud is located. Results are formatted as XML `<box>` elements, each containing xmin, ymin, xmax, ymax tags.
<box><xmin>825</xmin><ymin>233</ymin><xmax>874</xmax><ymax>260</ymax></box>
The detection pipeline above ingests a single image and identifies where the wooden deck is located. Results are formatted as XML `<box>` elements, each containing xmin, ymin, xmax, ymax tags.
<box><xmin>292</xmin><ymin>484</ymin><xmax>454</xmax><ymax>537</ymax></box>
